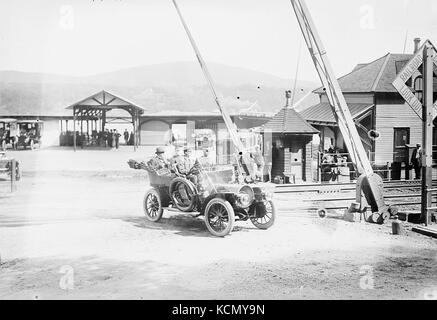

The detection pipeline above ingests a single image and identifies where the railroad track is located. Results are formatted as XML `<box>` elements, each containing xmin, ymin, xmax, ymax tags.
<box><xmin>274</xmin><ymin>179</ymin><xmax>434</xmax><ymax>194</ymax></box>
<box><xmin>273</xmin><ymin>179</ymin><xmax>437</xmax><ymax>213</ymax></box>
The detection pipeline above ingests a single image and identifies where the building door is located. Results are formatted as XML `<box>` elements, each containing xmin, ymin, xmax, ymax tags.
<box><xmin>287</xmin><ymin>143</ymin><xmax>304</xmax><ymax>182</ymax></box>
<box><xmin>393</xmin><ymin>128</ymin><xmax>410</xmax><ymax>163</ymax></box>
<box><xmin>140</xmin><ymin>121</ymin><xmax>170</xmax><ymax>146</ymax></box>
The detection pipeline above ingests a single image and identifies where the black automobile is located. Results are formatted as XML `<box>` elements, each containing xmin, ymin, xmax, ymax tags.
<box><xmin>128</xmin><ymin>159</ymin><xmax>276</xmax><ymax>237</ymax></box>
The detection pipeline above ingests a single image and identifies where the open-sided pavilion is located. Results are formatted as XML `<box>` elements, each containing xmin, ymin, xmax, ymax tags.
<box><xmin>66</xmin><ymin>90</ymin><xmax>146</xmax><ymax>151</ymax></box>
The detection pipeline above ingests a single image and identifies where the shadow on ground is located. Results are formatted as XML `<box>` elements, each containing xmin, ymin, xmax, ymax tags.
<box><xmin>121</xmin><ymin>214</ymin><xmax>256</xmax><ymax>238</ymax></box>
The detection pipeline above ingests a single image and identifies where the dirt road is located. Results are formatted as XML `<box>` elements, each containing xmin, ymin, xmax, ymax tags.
<box><xmin>1</xmin><ymin>148</ymin><xmax>436</xmax><ymax>299</ymax></box>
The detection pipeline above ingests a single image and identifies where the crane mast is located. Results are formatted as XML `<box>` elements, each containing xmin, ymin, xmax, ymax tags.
<box><xmin>290</xmin><ymin>0</ymin><xmax>390</xmax><ymax>222</ymax></box>
<box><xmin>172</xmin><ymin>0</ymin><xmax>244</xmax><ymax>152</ymax></box>
<box><xmin>172</xmin><ymin>0</ymin><xmax>256</xmax><ymax>181</ymax></box>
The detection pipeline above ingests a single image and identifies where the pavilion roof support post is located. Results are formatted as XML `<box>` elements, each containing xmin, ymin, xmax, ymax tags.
<box><xmin>131</xmin><ymin>111</ymin><xmax>135</xmax><ymax>151</ymax></box>
<box><xmin>73</xmin><ymin>107</ymin><xmax>77</xmax><ymax>152</ymax></box>
<box><xmin>80</xmin><ymin>115</ymin><xmax>83</xmax><ymax>135</ymax></box>
<box><xmin>135</xmin><ymin>113</ymin><xmax>138</xmax><ymax>150</ymax></box>
<box><xmin>133</xmin><ymin>110</ymin><xmax>139</xmax><ymax>151</ymax></box>
<box><xmin>102</xmin><ymin>110</ymin><xmax>106</xmax><ymax>131</ymax></box>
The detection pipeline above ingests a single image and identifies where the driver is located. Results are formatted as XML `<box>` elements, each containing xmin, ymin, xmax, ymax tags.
<box><xmin>174</xmin><ymin>147</ymin><xmax>200</xmax><ymax>185</ymax></box>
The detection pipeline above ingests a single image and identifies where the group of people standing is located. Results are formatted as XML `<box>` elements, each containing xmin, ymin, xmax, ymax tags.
<box><xmin>90</xmin><ymin>129</ymin><xmax>135</xmax><ymax>148</ymax></box>
<box><xmin>93</xmin><ymin>129</ymin><xmax>121</xmax><ymax>149</ymax></box>
<box><xmin>321</xmin><ymin>151</ymin><xmax>351</xmax><ymax>182</ymax></box>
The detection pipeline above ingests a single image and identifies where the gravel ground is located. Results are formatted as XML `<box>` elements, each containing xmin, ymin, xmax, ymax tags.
<box><xmin>0</xmin><ymin>147</ymin><xmax>437</xmax><ymax>300</ymax></box>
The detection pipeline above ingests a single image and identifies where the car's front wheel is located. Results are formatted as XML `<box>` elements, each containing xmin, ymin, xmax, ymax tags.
<box><xmin>204</xmin><ymin>198</ymin><xmax>235</xmax><ymax>237</ymax></box>
<box><xmin>250</xmin><ymin>200</ymin><xmax>276</xmax><ymax>230</ymax></box>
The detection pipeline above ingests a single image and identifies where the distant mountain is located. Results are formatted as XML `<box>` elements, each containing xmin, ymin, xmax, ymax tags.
<box><xmin>0</xmin><ymin>62</ymin><xmax>319</xmax><ymax>117</ymax></box>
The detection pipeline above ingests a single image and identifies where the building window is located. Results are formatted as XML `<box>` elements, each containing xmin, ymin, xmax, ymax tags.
<box><xmin>414</xmin><ymin>76</ymin><xmax>423</xmax><ymax>103</ymax></box>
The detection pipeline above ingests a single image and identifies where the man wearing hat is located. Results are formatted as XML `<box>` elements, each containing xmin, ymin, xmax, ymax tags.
<box><xmin>411</xmin><ymin>143</ymin><xmax>422</xmax><ymax>180</ymax></box>
<box><xmin>147</xmin><ymin>146</ymin><xmax>169</xmax><ymax>173</ymax></box>
<box><xmin>175</xmin><ymin>147</ymin><xmax>199</xmax><ymax>184</ymax></box>
<box><xmin>198</xmin><ymin>148</ymin><xmax>214</xmax><ymax>171</ymax></box>
<box><xmin>170</xmin><ymin>146</ymin><xmax>184</xmax><ymax>176</ymax></box>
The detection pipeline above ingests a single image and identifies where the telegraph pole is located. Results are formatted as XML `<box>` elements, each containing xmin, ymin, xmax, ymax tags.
<box><xmin>421</xmin><ymin>44</ymin><xmax>434</xmax><ymax>226</ymax></box>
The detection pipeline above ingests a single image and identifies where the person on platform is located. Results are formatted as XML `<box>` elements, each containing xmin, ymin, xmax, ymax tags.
<box><xmin>103</xmin><ymin>129</ymin><xmax>109</xmax><ymax>148</ymax></box>
<box><xmin>108</xmin><ymin>129</ymin><xmax>114</xmax><ymax>149</ymax></box>
<box><xmin>114</xmin><ymin>130</ymin><xmax>121</xmax><ymax>149</ymax></box>
<box><xmin>128</xmin><ymin>131</ymin><xmax>135</xmax><ymax>146</ymax></box>
<box><xmin>124</xmin><ymin>129</ymin><xmax>129</xmax><ymax>145</ymax></box>
<box><xmin>411</xmin><ymin>143</ymin><xmax>422</xmax><ymax>180</ymax></box>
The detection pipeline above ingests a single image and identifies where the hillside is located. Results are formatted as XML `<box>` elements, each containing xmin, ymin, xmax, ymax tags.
<box><xmin>0</xmin><ymin>62</ymin><xmax>319</xmax><ymax>117</ymax></box>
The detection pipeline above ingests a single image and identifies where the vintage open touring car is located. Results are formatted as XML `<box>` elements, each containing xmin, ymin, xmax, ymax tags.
<box><xmin>16</xmin><ymin>120</ymin><xmax>44</xmax><ymax>150</ymax></box>
<box><xmin>0</xmin><ymin>118</ymin><xmax>19</xmax><ymax>151</ymax></box>
<box><xmin>128</xmin><ymin>158</ymin><xmax>276</xmax><ymax>237</ymax></box>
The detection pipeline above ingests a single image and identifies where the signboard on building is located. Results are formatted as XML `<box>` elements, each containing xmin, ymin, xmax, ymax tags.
<box><xmin>392</xmin><ymin>40</ymin><xmax>437</xmax><ymax>120</ymax></box>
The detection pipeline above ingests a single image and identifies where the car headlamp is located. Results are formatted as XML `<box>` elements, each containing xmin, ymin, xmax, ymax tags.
<box><xmin>237</xmin><ymin>185</ymin><xmax>254</xmax><ymax>208</ymax></box>
<box><xmin>238</xmin><ymin>193</ymin><xmax>252</xmax><ymax>208</ymax></box>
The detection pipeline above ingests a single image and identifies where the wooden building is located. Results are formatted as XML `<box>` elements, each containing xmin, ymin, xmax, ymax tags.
<box><xmin>262</xmin><ymin>91</ymin><xmax>319</xmax><ymax>183</ymax></box>
<box><xmin>139</xmin><ymin>111</ymin><xmax>271</xmax><ymax>165</ymax></box>
<box><xmin>300</xmin><ymin>38</ymin><xmax>437</xmax><ymax>172</ymax></box>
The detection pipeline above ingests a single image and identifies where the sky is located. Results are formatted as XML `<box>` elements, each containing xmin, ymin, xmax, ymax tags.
<box><xmin>0</xmin><ymin>0</ymin><xmax>436</xmax><ymax>82</ymax></box>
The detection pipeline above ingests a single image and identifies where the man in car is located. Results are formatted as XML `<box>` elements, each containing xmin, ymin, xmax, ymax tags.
<box><xmin>147</xmin><ymin>146</ymin><xmax>169</xmax><ymax>174</ymax></box>
<box><xmin>174</xmin><ymin>147</ymin><xmax>200</xmax><ymax>185</ymax></box>
<box><xmin>198</xmin><ymin>148</ymin><xmax>214</xmax><ymax>171</ymax></box>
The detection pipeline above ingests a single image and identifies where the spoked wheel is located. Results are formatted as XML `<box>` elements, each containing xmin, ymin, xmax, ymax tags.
<box><xmin>250</xmin><ymin>200</ymin><xmax>276</xmax><ymax>230</ymax></box>
<box><xmin>170</xmin><ymin>178</ymin><xmax>197</xmax><ymax>212</ymax></box>
<box><xmin>143</xmin><ymin>188</ymin><xmax>164</xmax><ymax>222</ymax></box>
<box><xmin>204</xmin><ymin>198</ymin><xmax>235</xmax><ymax>237</ymax></box>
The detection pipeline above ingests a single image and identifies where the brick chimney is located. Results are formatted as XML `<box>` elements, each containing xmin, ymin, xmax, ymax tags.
<box><xmin>414</xmin><ymin>38</ymin><xmax>421</xmax><ymax>54</ymax></box>
<box><xmin>285</xmin><ymin>90</ymin><xmax>292</xmax><ymax>108</ymax></box>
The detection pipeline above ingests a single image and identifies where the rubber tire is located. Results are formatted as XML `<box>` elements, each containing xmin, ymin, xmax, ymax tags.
<box><xmin>250</xmin><ymin>200</ymin><xmax>276</xmax><ymax>230</ymax></box>
<box><xmin>204</xmin><ymin>198</ymin><xmax>235</xmax><ymax>237</ymax></box>
<box><xmin>317</xmin><ymin>207</ymin><xmax>327</xmax><ymax>218</ymax></box>
<box><xmin>143</xmin><ymin>188</ymin><xmax>164</xmax><ymax>222</ymax></box>
<box><xmin>169</xmin><ymin>177</ymin><xmax>198</xmax><ymax>212</ymax></box>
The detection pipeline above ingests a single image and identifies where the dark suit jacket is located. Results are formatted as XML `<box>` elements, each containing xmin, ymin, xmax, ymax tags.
<box><xmin>411</xmin><ymin>148</ymin><xmax>422</xmax><ymax>166</ymax></box>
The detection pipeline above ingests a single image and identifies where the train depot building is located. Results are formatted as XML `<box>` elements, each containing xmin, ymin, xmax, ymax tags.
<box><xmin>2</xmin><ymin>39</ymin><xmax>437</xmax><ymax>184</ymax></box>
<box><xmin>300</xmin><ymin>38</ymin><xmax>437</xmax><ymax>180</ymax></box>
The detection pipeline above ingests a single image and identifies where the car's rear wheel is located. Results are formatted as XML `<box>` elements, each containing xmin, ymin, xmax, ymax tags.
<box><xmin>204</xmin><ymin>198</ymin><xmax>235</xmax><ymax>237</ymax></box>
<box><xmin>143</xmin><ymin>188</ymin><xmax>164</xmax><ymax>222</ymax></box>
<box><xmin>250</xmin><ymin>200</ymin><xmax>276</xmax><ymax>230</ymax></box>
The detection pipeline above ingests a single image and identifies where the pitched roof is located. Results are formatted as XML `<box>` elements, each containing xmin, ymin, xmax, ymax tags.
<box><xmin>314</xmin><ymin>53</ymin><xmax>415</xmax><ymax>94</ymax></box>
<box><xmin>66</xmin><ymin>90</ymin><xmax>146</xmax><ymax>113</ymax></box>
<box><xmin>263</xmin><ymin>106</ymin><xmax>319</xmax><ymax>134</ymax></box>
<box><xmin>300</xmin><ymin>103</ymin><xmax>374</xmax><ymax>125</ymax></box>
